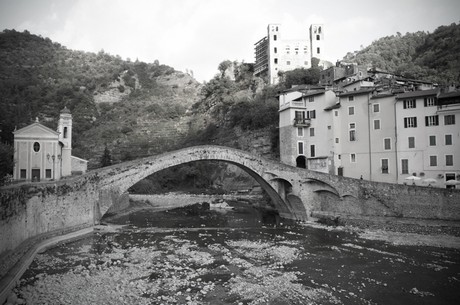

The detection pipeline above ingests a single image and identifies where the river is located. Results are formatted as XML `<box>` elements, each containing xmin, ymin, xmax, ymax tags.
<box><xmin>14</xmin><ymin>199</ymin><xmax>460</xmax><ymax>305</ymax></box>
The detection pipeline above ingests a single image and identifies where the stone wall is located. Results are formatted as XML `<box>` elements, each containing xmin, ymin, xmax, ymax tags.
<box><xmin>0</xmin><ymin>175</ymin><xmax>100</xmax><ymax>257</ymax></box>
<box><xmin>311</xmin><ymin>177</ymin><xmax>460</xmax><ymax>220</ymax></box>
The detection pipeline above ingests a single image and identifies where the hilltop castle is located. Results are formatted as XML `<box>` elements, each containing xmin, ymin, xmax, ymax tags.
<box><xmin>254</xmin><ymin>24</ymin><xmax>327</xmax><ymax>84</ymax></box>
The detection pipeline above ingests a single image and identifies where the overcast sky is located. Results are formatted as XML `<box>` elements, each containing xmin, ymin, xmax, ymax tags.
<box><xmin>0</xmin><ymin>0</ymin><xmax>459</xmax><ymax>82</ymax></box>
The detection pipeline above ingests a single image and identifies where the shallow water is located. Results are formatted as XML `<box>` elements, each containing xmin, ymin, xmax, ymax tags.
<box><xmin>17</xmin><ymin>201</ymin><xmax>460</xmax><ymax>305</ymax></box>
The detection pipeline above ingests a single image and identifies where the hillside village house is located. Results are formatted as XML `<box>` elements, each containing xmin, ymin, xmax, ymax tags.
<box><xmin>278</xmin><ymin>71</ymin><xmax>460</xmax><ymax>188</ymax></box>
<box><xmin>12</xmin><ymin>107</ymin><xmax>88</xmax><ymax>181</ymax></box>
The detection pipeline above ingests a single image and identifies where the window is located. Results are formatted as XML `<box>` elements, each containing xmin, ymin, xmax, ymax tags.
<box><xmin>424</xmin><ymin>97</ymin><xmax>436</xmax><ymax>107</ymax></box>
<box><xmin>374</xmin><ymin>119</ymin><xmax>381</xmax><ymax>130</ymax></box>
<box><xmin>20</xmin><ymin>169</ymin><xmax>26</xmax><ymax>179</ymax></box>
<box><xmin>401</xmin><ymin>159</ymin><xmax>409</xmax><ymax>174</ymax></box>
<box><xmin>349</xmin><ymin>123</ymin><xmax>356</xmax><ymax>129</ymax></box>
<box><xmin>351</xmin><ymin>153</ymin><xmax>356</xmax><ymax>163</ymax></box>
<box><xmin>308</xmin><ymin>96</ymin><xmax>314</xmax><ymax>102</ymax></box>
<box><xmin>46</xmin><ymin>169</ymin><xmax>52</xmax><ymax>178</ymax></box>
<box><xmin>384</xmin><ymin>138</ymin><xmax>391</xmax><ymax>150</ymax></box>
<box><xmin>408</xmin><ymin>136</ymin><xmax>415</xmax><ymax>148</ymax></box>
<box><xmin>446</xmin><ymin>173</ymin><xmax>456</xmax><ymax>189</ymax></box>
<box><xmin>273</xmin><ymin>35</ymin><xmax>277</xmax><ymax>41</ymax></box>
<box><xmin>274</xmin><ymin>58</ymin><xmax>278</xmax><ymax>64</ymax></box>
<box><xmin>297</xmin><ymin>127</ymin><xmax>303</xmax><ymax>137</ymax></box>
<box><xmin>446</xmin><ymin>155</ymin><xmax>453</xmax><ymax>166</ymax></box>
<box><xmin>294</xmin><ymin>111</ymin><xmax>305</xmax><ymax>124</ymax></box>
<box><xmin>429</xmin><ymin>135</ymin><xmax>436</xmax><ymax>146</ymax></box>
<box><xmin>274</xmin><ymin>47</ymin><xmax>277</xmax><ymax>53</ymax></box>
<box><xmin>310</xmin><ymin>128</ymin><xmax>315</xmax><ymax>137</ymax></box>
<box><xmin>381</xmin><ymin>159</ymin><xmax>389</xmax><ymax>174</ymax></box>
<box><xmin>348</xmin><ymin>96</ymin><xmax>354</xmax><ymax>101</ymax></box>
<box><xmin>310</xmin><ymin>145</ymin><xmax>316</xmax><ymax>157</ymax></box>
<box><xmin>444</xmin><ymin>115</ymin><xmax>456</xmax><ymax>125</ymax></box>
<box><xmin>33</xmin><ymin>142</ymin><xmax>40</xmax><ymax>152</ymax></box>
<box><xmin>373</xmin><ymin>104</ymin><xmax>380</xmax><ymax>113</ymax></box>
<box><xmin>403</xmin><ymin>99</ymin><xmax>416</xmax><ymax>109</ymax></box>
<box><xmin>298</xmin><ymin>142</ymin><xmax>304</xmax><ymax>155</ymax></box>
<box><xmin>63</xmin><ymin>127</ymin><xmax>68</xmax><ymax>138</ymax></box>
<box><xmin>445</xmin><ymin>134</ymin><xmax>452</xmax><ymax>145</ymax></box>
<box><xmin>286</xmin><ymin>61</ymin><xmax>291</xmax><ymax>65</ymax></box>
<box><xmin>317</xmin><ymin>47</ymin><xmax>320</xmax><ymax>54</ymax></box>
<box><xmin>348</xmin><ymin>106</ymin><xmax>355</xmax><ymax>115</ymax></box>
<box><xmin>429</xmin><ymin>155</ymin><xmax>437</xmax><ymax>166</ymax></box>
<box><xmin>316</xmin><ymin>34</ymin><xmax>320</xmax><ymax>40</ymax></box>
<box><xmin>334</xmin><ymin>110</ymin><xmax>338</xmax><ymax>117</ymax></box>
<box><xmin>349</xmin><ymin>130</ymin><xmax>356</xmax><ymax>141</ymax></box>
<box><xmin>307</xmin><ymin>110</ymin><xmax>316</xmax><ymax>119</ymax></box>
<box><xmin>404</xmin><ymin>117</ymin><xmax>417</xmax><ymax>128</ymax></box>
<box><xmin>335</xmin><ymin>138</ymin><xmax>339</xmax><ymax>143</ymax></box>
<box><xmin>425</xmin><ymin>115</ymin><xmax>439</xmax><ymax>126</ymax></box>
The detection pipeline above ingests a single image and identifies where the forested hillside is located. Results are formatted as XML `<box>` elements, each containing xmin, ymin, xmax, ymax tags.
<box><xmin>344</xmin><ymin>22</ymin><xmax>460</xmax><ymax>85</ymax></box>
<box><xmin>0</xmin><ymin>29</ymin><xmax>201</xmax><ymax>166</ymax></box>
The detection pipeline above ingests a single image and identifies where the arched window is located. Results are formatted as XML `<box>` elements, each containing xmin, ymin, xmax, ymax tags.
<box><xmin>33</xmin><ymin>142</ymin><xmax>40</xmax><ymax>152</ymax></box>
<box><xmin>64</xmin><ymin>127</ymin><xmax>68</xmax><ymax>138</ymax></box>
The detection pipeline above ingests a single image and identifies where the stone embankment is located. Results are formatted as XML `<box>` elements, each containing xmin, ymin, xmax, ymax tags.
<box><xmin>311</xmin><ymin>211</ymin><xmax>460</xmax><ymax>237</ymax></box>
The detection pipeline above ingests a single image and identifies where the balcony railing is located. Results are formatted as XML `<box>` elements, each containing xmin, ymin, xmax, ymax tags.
<box><xmin>293</xmin><ymin>118</ymin><xmax>311</xmax><ymax>127</ymax></box>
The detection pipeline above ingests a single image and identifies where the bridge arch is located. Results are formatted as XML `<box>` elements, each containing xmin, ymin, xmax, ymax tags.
<box><xmin>96</xmin><ymin>146</ymin><xmax>304</xmax><ymax>220</ymax></box>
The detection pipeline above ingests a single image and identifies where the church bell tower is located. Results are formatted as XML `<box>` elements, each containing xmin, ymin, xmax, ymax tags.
<box><xmin>58</xmin><ymin>106</ymin><xmax>72</xmax><ymax>177</ymax></box>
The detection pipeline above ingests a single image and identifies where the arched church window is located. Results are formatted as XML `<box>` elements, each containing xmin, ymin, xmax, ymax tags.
<box><xmin>33</xmin><ymin>142</ymin><xmax>40</xmax><ymax>152</ymax></box>
<box><xmin>64</xmin><ymin>127</ymin><xmax>68</xmax><ymax>138</ymax></box>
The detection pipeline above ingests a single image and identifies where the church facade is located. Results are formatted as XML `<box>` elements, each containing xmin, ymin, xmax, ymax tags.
<box><xmin>12</xmin><ymin>107</ymin><xmax>87</xmax><ymax>182</ymax></box>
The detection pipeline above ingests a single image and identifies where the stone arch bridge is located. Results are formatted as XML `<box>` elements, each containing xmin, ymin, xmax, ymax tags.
<box><xmin>2</xmin><ymin>145</ymin><xmax>459</xmax><ymax>258</ymax></box>
<box><xmin>94</xmin><ymin>145</ymin><xmax>357</xmax><ymax>220</ymax></box>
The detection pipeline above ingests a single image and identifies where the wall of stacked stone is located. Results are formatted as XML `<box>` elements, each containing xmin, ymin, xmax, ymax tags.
<box><xmin>0</xmin><ymin>175</ymin><xmax>100</xmax><ymax>257</ymax></box>
<box><xmin>313</xmin><ymin>178</ymin><xmax>460</xmax><ymax>220</ymax></box>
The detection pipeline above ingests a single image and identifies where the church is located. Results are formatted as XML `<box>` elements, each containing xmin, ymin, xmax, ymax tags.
<box><xmin>12</xmin><ymin>107</ymin><xmax>88</xmax><ymax>181</ymax></box>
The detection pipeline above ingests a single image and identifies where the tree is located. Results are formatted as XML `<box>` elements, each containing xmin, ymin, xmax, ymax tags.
<box><xmin>100</xmin><ymin>145</ymin><xmax>112</xmax><ymax>167</ymax></box>
<box><xmin>0</xmin><ymin>142</ymin><xmax>14</xmax><ymax>185</ymax></box>
<box><xmin>283</xmin><ymin>67</ymin><xmax>320</xmax><ymax>88</ymax></box>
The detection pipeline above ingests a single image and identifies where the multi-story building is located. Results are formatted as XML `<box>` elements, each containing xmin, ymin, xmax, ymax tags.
<box><xmin>279</xmin><ymin>78</ymin><xmax>460</xmax><ymax>188</ymax></box>
<box><xmin>395</xmin><ymin>89</ymin><xmax>459</xmax><ymax>187</ymax></box>
<box><xmin>254</xmin><ymin>24</ymin><xmax>326</xmax><ymax>84</ymax></box>
<box><xmin>279</xmin><ymin>85</ymin><xmax>337</xmax><ymax>173</ymax></box>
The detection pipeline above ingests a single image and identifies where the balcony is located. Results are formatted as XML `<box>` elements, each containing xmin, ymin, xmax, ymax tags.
<box><xmin>293</xmin><ymin>118</ymin><xmax>311</xmax><ymax>127</ymax></box>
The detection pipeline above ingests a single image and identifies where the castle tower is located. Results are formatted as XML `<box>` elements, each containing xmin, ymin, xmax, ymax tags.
<box><xmin>310</xmin><ymin>24</ymin><xmax>325</xmax><ymax>62</ymax></box>
<box><xmin>267</xmin><ymin>23</ymin><xmax>281</xmax><ymax>84</ymax></box>
<box><xmin>58</xmin><ymin>106</ymin><xmax>72</xmax><ymax>177</ymax></box>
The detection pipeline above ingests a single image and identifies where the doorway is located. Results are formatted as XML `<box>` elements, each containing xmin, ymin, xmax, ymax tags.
<box><xmin>296</xmin><ymin>156</ymin><xmax>306</xmax><ymax>169</ymax></box>
<box><xmin>32</xmin><ymin>169</ymin><xmax>40</xmax><ymax>182</ymax></box>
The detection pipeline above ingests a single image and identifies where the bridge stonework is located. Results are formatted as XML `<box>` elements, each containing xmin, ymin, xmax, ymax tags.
<box><xmin>1</xmin><ymin>145</ymin><xmax>460</xmax><ymax>259</ymax></box>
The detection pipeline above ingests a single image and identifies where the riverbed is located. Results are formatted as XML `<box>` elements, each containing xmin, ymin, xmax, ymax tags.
<box><xmin>13</xmin><ymin>200</ymin><xmax>460</xmax><ymax>305</ymax></box>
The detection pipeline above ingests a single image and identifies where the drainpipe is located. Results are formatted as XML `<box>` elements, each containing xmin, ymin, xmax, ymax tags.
<box><xmin>394</xmin><ymin>99</ymin><xmax>399</xmax><ymax>183</ymax></box>
<box><xmin>367</xmin><ymin>92</ymin><xmax>372</xmax><ymax>181</ymax></box>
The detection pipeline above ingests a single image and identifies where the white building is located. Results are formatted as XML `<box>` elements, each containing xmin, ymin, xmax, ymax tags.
<box><xmin>12</xmin><ymin>107</ymin><xmax>88</xmax><ymax>182</ymax></box>
<box><xmin>279</xmin><ymin>81</ymin><xmax>460</xmax><ymax>188</ymax></box>
<box><xmin>279</xmin><ymin>85</ymin><xmax>336</xmax><ymax>173</ymax></box>
<box><xmin>255</xmin><ymin>24</ymin><xmax>326</xmax><ymax>84</ymax></box>
<box><xmin>395</xmin><ymin>89</ymin><xmax>460</xmax><ymax>187</ymax></box>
